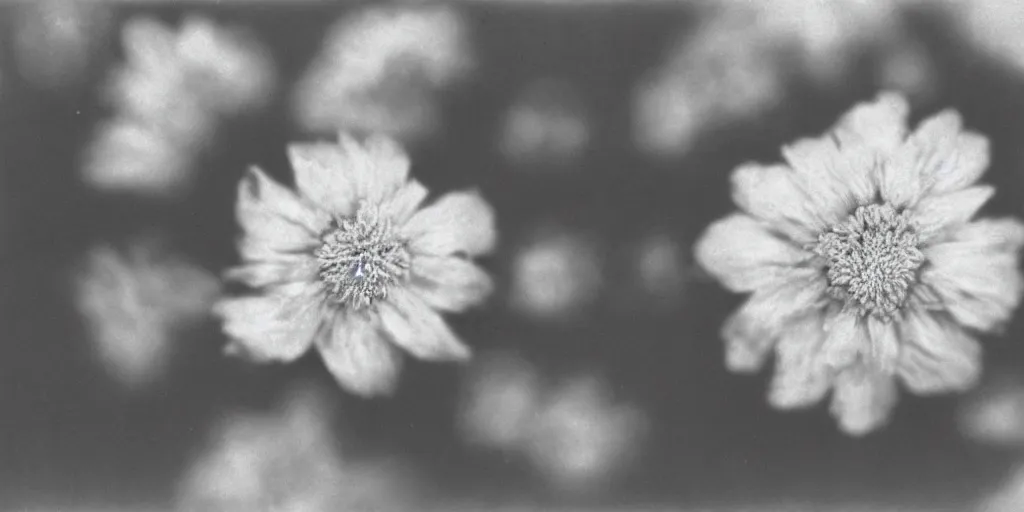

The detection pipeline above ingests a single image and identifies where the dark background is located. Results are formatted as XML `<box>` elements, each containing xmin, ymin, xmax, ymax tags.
<box><xmin>1</xmin><ymin>1</ymin><xmax>1023</xmax><ymax>510</ymax></box>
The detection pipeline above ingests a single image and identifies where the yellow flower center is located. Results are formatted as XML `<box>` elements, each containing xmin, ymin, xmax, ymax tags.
<box><xmin>315</xmin><ymin>205</ymin><xmax>410</xmax><ymax>310</ymax></box>
<box><xmin>814</xmin><ymin>203</ymin><xmax>924</xmax><ymax>319</ymax></box>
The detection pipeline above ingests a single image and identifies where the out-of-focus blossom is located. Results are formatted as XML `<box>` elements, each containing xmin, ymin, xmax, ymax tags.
<box><xmin>875</xmin><ymin>36</ymin><xmax>938</xmax><ymax>106</ymax></box>
<box><xmin>81</xmin><ymin>119</ymin><xmax>195</xmax><ymax>195</ymax></box>
<box><xmin>458</xmin><ymin>351</ymin><xmax>544</xmax><ymax>449</ymax></box>
<box><xmin>216</xmin><ymin>133</ymin><xmax>496</xmax><ymax>397</ymax></box>
<box><xmin>292</xmin><ymin>4</ymin><xmax>473</xmax><ymax>143</ymax></box>
<box><xmin>12</xmin><ymin>1</ymin><xmax>113</xmax><ymax>92</ymax></box>
<box><xmin>498</xmin><ymin>79</ymin><xmax>591</xmax><ymax>169</ymax></box>
<box><xmin>945</xmin><ymin>0</ymin><xmax>1024</xmax><ymax>78</ymax></box>
<box><xmin>525</xmin><ymin>375</ymin><xmax>648</xmax><ymax>492</ymax></box>
<box><xmin>178</xmin><ymin>383</ymin><xmax>416</xmax><ymax>512</ymax></box>
<box><xmin>979</xmin><ymin>465</ymin><xmax>1024</xmax><ymax>512</ymax></box>
<box><xmin>634</xmin><ymin>0</ymin><xmax>911</xmax><ymax>158</ymax></box>
<box><xmin>458</xmin><ymin>353</ymin><xmax>647</xmax><ymax>493</ymax></box>
<box><xmin>81</xmin><ymin>16</ymin><xmax>276</xmax><ymax>198</ymax></box>
<box><xmin>695</xmin><ymin>92</ymin><xmax>1024</xmax><ymax>436</ymax></box>
<box><xmin>508</xmin><ymin>226</ymin><xmax>603</xmax><ymax>322</ymax></box>
<box><xmin>618</xmin><ymin>232</ymin><xmax>688</xmax><ymax>310</ymax></box>
<box><xmin>632</xmin><ymin>8</ymin><xmax>788</xmax><ymax>158</ymax></box>
<box><xmin>73</xmin><ymin>236</ymin><xmax>219</xmax><ymax>390</ymax></box>
<box><xmin>959</xmin><ymin>374</ymin><xmax>1024</xmax><ymax>447</ymax></box>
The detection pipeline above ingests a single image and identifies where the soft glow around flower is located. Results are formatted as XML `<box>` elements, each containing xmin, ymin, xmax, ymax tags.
<box><xmin>292</xmin><ymin>4</ymin><xmax>473</xmax><ymax>143</ymax></box>
<box><xmin>73</xmin><ymin>236</ymin><xmax>219</xmax><ymax>390</ymax></box>
<box><xmin>458</xmin><ymin>351</ymin><xmax>544</xmax><ymax>449</ymax></box>
<box><xmin>508</xmin><ymin>227</ymin><xmax>604</xmax><ymax>322</ymax></box>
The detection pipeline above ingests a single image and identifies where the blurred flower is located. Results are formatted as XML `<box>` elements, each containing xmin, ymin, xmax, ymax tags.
<box><xmin>292</xmin><ymin>4</ymin><xmax>473</xmax><ymax>143</ymax></box>
<box><xmin>178</xmin><ymin>383</ymin><xmax>416</xmax><ymax>512</ymax></box>
<box><xmin>216</xmin><ymin>134</ymin><xmax>496</xmax><ymax>397</ymax></box>
<box><xmin>81</xmin><ymin>16</ymin><xmax>275</xmax><ymax>198</ymax></box>
<box><xmin>946</xmin><ymin>0</ymin><xmax>1024</xmax><ymax>78</ymax></box>
<box><xmin>458</xmin><ymin>351</ymin><xmax>544</xmax><ymax>449</ymax></box>
<box><xmin>508</xmin><ymin>226</ymin><xmax>603</xmax><ymax>322</ymax></box>
<box><xmin>12</xmin><ymin>0</ymin><xmax>113</xmax><ymax>92</ymax></box>
<box><xmin>525</xmin><ymin>375</ymin><xmax>648</xmax><ymax>492</ymax></box>
<box><xmin>73</xmin><ymin>236</ymin><xmax>219</xmax><ymax>390</ymax></box>
<box><xmin>633</xmin><ymin>9</ymin><xmax>787</xmax><ymax>158</ymax></box>
<box><xmin>457</xmin><ymin>353</ymin><xmax>647</xmax><ymax>493</ymax></box>
<box><xmin>498</xmin><ymin>79</ymin><xmax>591</xmax><ymax>169</ymax></box>
<box><xmin>634</xmin><ymin>0</ymin><xmax>914</xmax><ymax>158</ymax></box>
<box><xmin>979</xmin><ymin>464</ymin><xmax>1024</xmax><ymax>512</ymax></box>
<box><xmin>695</xmin><ymin>92</ymin><xmax>1024</xmax><ymax>436</ymax></box>
<box><xmin>959</xmin><ymin>374</ymin><xmax>1024</xmax><ymax>447</ymax></box>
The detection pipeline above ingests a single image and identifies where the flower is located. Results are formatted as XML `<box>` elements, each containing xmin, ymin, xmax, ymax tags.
<box><xmin>73</xmin><ymin>236</ymin><xmax>219</xmax><ymax>390</ymax></box>
<box><xmin>507</xmin><ymin>225</ymin><xmax>604</xmax><ymax>322</ymax></box>
<box><xmin>695</xmin><ymin>92</ymin><xmax>1024</xmax><ymax>435</ymax></box>
<box><xmin>81</xmin><ymin>16</ymin><xmax>275</xmax><ymax>197</ymax></box>
<box><xmin>215</xmin><ymin>133</ymin><xmax>497</xmax><ymax>397</ymax></box>
<box><xmin>291</xmin><ymin>4</ymin><xmax>472</xmax><ymax>143</ymax></box>
<box><xmin>177</xmin><ymin>383</ymin><xmax>418</xmax><ymax>512</ymax></box>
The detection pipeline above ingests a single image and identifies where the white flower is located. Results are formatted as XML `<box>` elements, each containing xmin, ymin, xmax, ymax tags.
<box><xmin>291</xmin><ymin>4</ymin><xmax>473</xmax><ymax>142</ymax></box>
<box><xmin>215</xmin><ymin>133</ymin><xmax>497</xmax><ymax>397</ymax></box>
<box><xmin>73</xmin><ymin>236</ymin><xmax>219</xmax><ymax>390</ymax></box>
<box><xmin>457</xmin><ymin>351</ymin><xmax>544</xmax><ymax>449</ymax></box>
<box><xmin>695</xmin><ymin>92</ymin><xmax>1024</xmax><ymax>436</ymax></box>
<box><xmin>507</xmin><ymin>226</ymin><xmax>604</xmax><ymax>322</ymax></box>
<box><xmin>80</xmin><ymin>118</ymin><xmax>195</xmax><ymax>195</ymax></box>
<box><xmin>177</xmin><ymin>383</ymin><xmax>416</xmax><ymax>512</ymax></box>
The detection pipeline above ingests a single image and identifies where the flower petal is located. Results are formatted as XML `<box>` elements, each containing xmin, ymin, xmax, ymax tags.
<box><xmin>865</xmin><ymin>315</ymin><xmax>900</xmax><ymax>374</ymax></box>
<box><xmin>317</xmin><ymin>312</ymin><xmax>403</xmax><ymax>397</ymax></box>
<box><xmin>288</xmin><ymin>141</ymin><xmax>360</xmax><ymax>217</ymax></box>
<box><xmin>236</xmin><ymin>167</ymin><xmax>327</xmax><ymax>261</ymax></box>
<box><xmin>830</xmin><ymin>363</ymin><xmax>898</xmax><ymax>436</ymax></box>
<box><xmin>380</xmin><ymin>179</ymin><xmax>429</xmax><ymax>225</ymax></box>
<box><xmin>768</xmin><ymin>313</ymin><xmax>832</xmax><ymax>410</ymax></box>
<box><xmin>921</xmin><ymin>218</ymin><xmax>1024</xmax><ymax>332</ymax></box>
<box><xmin>897</xmin><ymin>310</ymin><xmax>982</xmax><ymax>395</ymax></box>
<box><xmin>820</xmin><ymin>309</ymin><xmax>867</xmax><ymax>370</ymax></box>
<box><xmin>694</xmin><ymin>213</ymin><xmax>812</xmax><ymax>293</ymax></box>
<box><xmin>730</xmin><ymin>163</ymin><xmax>824</xmax><ymax>244</ymax></box>
<box><xmin>721</xmin><ymin>268</ymin><xmax>827</xmax><ymax>373</ymax></box>
<box><xmin>223</xmin><ymin>253</ymin><xmax>320</xmax><ymax>288</ymax></box>
<box><xmin>403</xmin><ymin>191</ymin><xmax>497</xmax><ymax>257</ymax></box>
<box><xmin>357</xmin><ymin>133</ymin><xmax>412</xmax><ymax>204</ymax></box>
<box><xmin>215</xmin><ymin>282</ymin><xmax>325</xmax><ymax>362</ymax></box>
<box><xmin>911</xmin><ymin>185</ymin><xmax>994</xmax><ymax>243</ymax></box>
<box><xmin>123</xmin><ymin>17</ymin><xmax>176</xmax><ymax>71</ymax></box>
<box><xmin>782</xmin><ymin>135</ymin><xmax>874</xmax><ymax>217</ymax></box>
<box><xmin>378</xmin><ymin>287</ymin><xmax>470</xmax><ymax>361</ymax></box>
<box><xmin>411</xmin><ymin>255</ymin><xmax>494</xmax><ymax>312</ymax></box>
<box><xmin>832</xmin><ymin>92</ymin><xmax>910</xmax><ymax>155</ymax></box>
<box><xmin>910</xmin><ymin>110</ymin><xmax>990</xmax><ymax>195</ymax></box>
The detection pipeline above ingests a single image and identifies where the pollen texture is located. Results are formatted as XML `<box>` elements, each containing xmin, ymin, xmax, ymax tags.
<box><xmin>815</xmin><ymin>203</ymin><xmax>924</xmax><ymax>319</ymax></box>
<box><xmin>315</xmin><ymin>205</ymin><xmax>410</xmax><ymax>309</ymax></box>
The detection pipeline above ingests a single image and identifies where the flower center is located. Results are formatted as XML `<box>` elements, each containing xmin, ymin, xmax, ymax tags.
<box><xmin>813</xmin><ymin>203</ymin><xmax>924</xmax><ymax>319</ymax></box>
<box><xmin>315</xmin><ymin>205</ymin><xmax>410</xmax><ymax>310</ymax></box>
